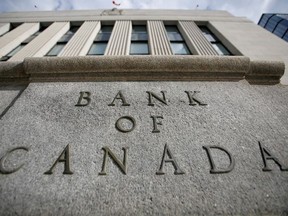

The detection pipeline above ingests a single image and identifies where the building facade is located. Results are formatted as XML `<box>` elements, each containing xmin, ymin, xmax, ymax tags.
<box><xmin>0</xmin><ymin>10</ymin><xmax>288</xmax><ymax>215</ymax></box>
<box><xmin>258</xmin><ymin>13</ymin><xmax>288</xmax><ymax>43</ymax></box>
<box><xmin>0</xmin><ymin>9</ymin><xmax>287</xmax><ymax>84</ymax></box>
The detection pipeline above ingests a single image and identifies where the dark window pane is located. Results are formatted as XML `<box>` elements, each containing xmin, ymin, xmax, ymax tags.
<box><xmin>67</xmin><ymin>27</ymin><xmax>79</xmax><ymax>34</ymax></box>
<box><xmin>7</xmin><ymin>45</ymin><xmax>25</xmax><ymax>57</ymax></box>
<box><xmin>212</xmin><ymin>43</ymin><xmax>230</xmax><ymax>55</ymax></box>
<box><xmin>100</xmin><ymin>26</ymin><xmax>113</xmax><ymax>33</ymax></box>
<box><xmin>165</xmin><ymin>26</ymin><xmax>179</xmax><ymax>33</ymax></box>
<box><xmin>58</xmin><ymin>34</ymin><xmax>74</xmax><ymax>43</ymax></box>
<box><xmin>202</xmin><ymin>33</ymin><xmax>217</xmax><ymax>42</ymax></box>
<box><xmin>199</xmin><ymin>26</ymin><xmax>217</xmax><ymax>42</ymax></box>
<box><xmin>46</xmin><ymin>44</ymin><xmax>65</xmax><ymax>56</ymax></box>
<box><xmin>95</xmin><ymin>33</ymin><xmax>111</xmax><ymax>41</ymax></box>
<box><xmin>167</xmin><ymin>32</ymin><xmax>183</xmax><ymax>41</ymax></box>
<box><xmin>166</xmin><ymin>26</ymin><xmax>183</xmax><ymax>41</ymax></box>
<box><xmin>171</xmin><ymin>42</ymin><xmax>190</xmax><ymax>55</ymax></box>
<box><xmin>131</xmin><ymin>25</ymin><xmax>148</xmax><ymax>42</ymax></box>
<box><xmin>200</xmin><ymin>26</ymin><xmax>231</xmax><ymax>55</ymax></box>
<box><xmin>0</xmin><ymin>56</ymin><xmax>10</xmax><ymax>61</ymax></box>
<box><xmin>132</xmin><ymin>26</ymin><xmax>147</xmax><ymax>33</ymax></box>
<box><xmin>130</xmin><ymin>42</ymin><xmax>149</xmax><ymax>55</ymax></box>
<box><xmin>88</xmin><ymin>43</ymin><xmax>107</xmax><ymax>55</ymax></box>
<box><xmin>274</xmin><ymin>25</ymin><xmax>287</xmax><ymax>37</ymax></box>
<box><xmin>282</xmin><ymin>32</ymin><xmax>288</xmax><ymax>42</ymax></box>
<box><xmin>277</xmin><ymin>14</ymin><xmax>288</xmax><ymax>19</ymax></box>
<box><xmin>264</xmin><ymin>15</ymin><xmax>283</xmax><ymax>32</ymax></box>
<box><xmin>131</xmin><ymin>33</ymin><xmax>148</xmax><ymax>41</ymax></box>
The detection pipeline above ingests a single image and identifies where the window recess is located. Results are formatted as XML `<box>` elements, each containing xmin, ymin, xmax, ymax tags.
<box><xmin>199</xmin><ymin>26</ymin><xmax>231</xmax><ymax>56</ymax></box>
<box><xmin>130</xmin><ymin>25</ymin><xmax>149</xmax><ymax>55</ymax></box>
<box><xmin>46</xmin><ymin>26</ymin><xmax>79</xmax><ymax>57</ymax></box>
<box><xmin>87</xmin><ymin>25</ymin><xmax>113</xmax><ymax>55</ymax></box>
<box><xmin>165</xmin><ymin>25</ymin><xmax>191</xmax><ymax>55</ymax></box>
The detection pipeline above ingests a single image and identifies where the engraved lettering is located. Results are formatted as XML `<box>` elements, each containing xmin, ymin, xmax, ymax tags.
<box><xmin>115</xmin><ymin>116</ymin><xmax>136</xmax><ymax>133</ymax></box>
<box><xmin>203</xmin><ymin>145</ymin><xmax>235</xmax><ymax>174</ymax></box>
<box><xmin>146</xmin><ymin>91</ymin><xmax>168</xmax><ymax>106</ymax></box>
<box><xmin>151</xmin><ymin>115</ymin><xmax>164</xmax><ymax>133</ymax></box>
<box><xmin>258</xmin><ymin>141</ymin><xmax>288</xmax><ymax>171</ymax></box>
<box><xmin>156</xmin><ymin>144</ymin><xmax>185</xmax><ymax>175</ymax></box>
<box><xmin>75</xmin><ymin>91</ymin><xmax>91</xmax><ymax>106</ymax></box>
<box><xmin>108</xmin><ymin>91</ymin><xmax>130</xmax><ymax>106</ymax></box>
<box><xmin>99</xmin><ymin>147</ymin><xmax>128</xmax><ymax>175</ymax></box>
<box><xmin>0</xmin><ymin>147</ymin><xmax>29</xmax><ymax>174</ymax></box>
<box><xmin>44</xmin><ymin>144</ymin><xmax>73</xmax><ymax>175</ymax></box>
<box><xmin>184</xmin><ymin>91</ymin><xmax>207</xmax><ymax>106</ymax></box>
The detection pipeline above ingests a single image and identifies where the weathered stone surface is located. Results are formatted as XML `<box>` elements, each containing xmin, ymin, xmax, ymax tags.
<box><xmin>0</xmin><ymin>85</ymin><xmax>26</xmax><ymax>116</ymax></box>
<box><xmin>0</xmin><ymin>81</ymin><xmax>288</xmax><ymax>215</ymax></box>
<box><xmin>1</xmin><ymin>57</ymin><xmax>285</xmax><ymax>84</ymax></box>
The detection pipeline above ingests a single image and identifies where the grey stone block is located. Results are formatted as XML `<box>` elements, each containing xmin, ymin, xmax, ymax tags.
<box><xmin>0</xmin><ymin>81</ymin><xmax>288</xmax><ymax>215</ymax></box>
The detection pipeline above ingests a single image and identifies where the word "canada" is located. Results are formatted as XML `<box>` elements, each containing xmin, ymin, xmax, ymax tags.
<box><xmin>0</xmin><ymin>142</ymin><xmax>287</xmax><ymax>176</ymax></box>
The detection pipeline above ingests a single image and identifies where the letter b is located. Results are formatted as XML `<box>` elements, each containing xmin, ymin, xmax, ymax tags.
<box><xmin>75</xmin><ymin>91</ymin><xmax>91</xmax><ymax>106</ymax></box>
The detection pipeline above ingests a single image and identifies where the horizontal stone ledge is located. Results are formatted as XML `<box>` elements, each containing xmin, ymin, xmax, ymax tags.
<box><xmin>0</xmin><ymin>61</ymin><xmax>26</xmax><ymax>78</ymax></box>
<box><xmin>0</xmin><ymin>56</ymin><xmax>285</xmax><ymax>84</ymax></box>
<box><xmin>29</xmin><ymin>72</ymin><xmax>245</xmax><ymax>82</ymax></box>
<box><xmin>246</xmin><ymin>60</ymin><xmax>285</xmax><ymax>85</ymax></box>
<box><xmin>247</xmin><ymin>60</ymin><xmax>285</xmax><ymax>76</ymax></box>
<box><xmin>23</xmin><ymin>56</ymin><xmax>250</xmax><ymax>74</ymax></box>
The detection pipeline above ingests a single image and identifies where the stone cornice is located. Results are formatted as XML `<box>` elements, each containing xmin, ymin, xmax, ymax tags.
<box><xmin>0</xmin><ymin>56</ymin><xmax>284</xmax><ymax>84</ymax></box>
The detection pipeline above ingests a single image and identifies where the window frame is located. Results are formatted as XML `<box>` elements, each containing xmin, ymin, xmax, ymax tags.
<box><xmin>165</xmin><ymin>25</ymin><xmax>191</xmax><ymax>55</ymax></box>
<box><xmin>130</xmin><ymin>24</ymin><xmax>149</xmax><ymax>55</ymax></box>
<box><xmin>45</xmin><ymin>25</ymin><xmax>79</xmax><ymax>57</ymax></box>
<box><xmin>87</xmin><ymin>25</ymin><xmax>113</xmax><ymax>56</ymax></box>
<box><xmin>199</xmin><ymin>26</ymin><xmax>232</xmax><ymax>56</ymax></box>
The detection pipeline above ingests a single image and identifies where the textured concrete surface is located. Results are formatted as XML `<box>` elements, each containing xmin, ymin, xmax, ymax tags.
<box><xmin>0</xmin><ymin>81</ymin><xmax>288</xmax><ymax>215</ymax></box>
<box><xmin>0</xmin><ymin>85</ymin><xmax>23</xmax><ymax>115</ymax></box>
<box><xmin>2</xmin><ymin>56</ymin><xmax>285</xmax><ymax>84</ymax></box>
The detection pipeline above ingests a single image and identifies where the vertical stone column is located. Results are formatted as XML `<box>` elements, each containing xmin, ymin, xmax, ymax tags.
<box><xmin>0</xmin><ymin>23</ymin><xmax>10</xmax><ymax>36</ymax></box>
<box><xmin>178</xmin><ymin>21</ymin><xmax>218</xmax><ymax>55</ymax></box>
<box><xmin>105</xmin><ymin>20</ymin><xmax>132</xmax><ymax>55</ymax></box>
<box><xmin>147</xmin><ymin>20</ymin><xmax>173</xmax><ymax>55</ymax></box>
<box><xmin>0</xmin><ymin>23</ymin><xmax>39</xmax><ymax>57</ymax></box>
<box><xmin>59</xmin><ymin>21</ymin><xmax>100</xmax><ymax>56</ymax></box>
<box><xmin>9</xmin><ymin>22</ymin><xmax>69</xmax><ymax>61</ymax></box>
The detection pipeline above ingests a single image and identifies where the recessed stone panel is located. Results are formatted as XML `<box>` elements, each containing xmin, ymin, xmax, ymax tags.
<box><xmin>0</xmin><ymin>81</ymin><xmax>288</xmax><ymax>215</ymax></box>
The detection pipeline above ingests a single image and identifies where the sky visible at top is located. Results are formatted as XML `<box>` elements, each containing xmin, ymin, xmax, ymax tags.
<box><xmin>0</xmin><ymin>0</ymin><xmax>287</xmax><ymax>23</ymax></box>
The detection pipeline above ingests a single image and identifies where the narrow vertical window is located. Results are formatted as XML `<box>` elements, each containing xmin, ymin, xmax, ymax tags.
<box><xmin>199</xmin><ymin>26</ymin><xmax>231</xmax><ymax>56</ymax></box>
<box><xmin>87</xmin><ymin>25</ymin><xmax>113</xmax><ymax>55</ymax></box>
<box><xmin>130</xmin><ymin>25</ymin><xmax>149</xmax><ymax>55</ymax></box>
<box><xmin>46</xmin><ymin>26</ymin><xmax>79</xmax><ymax>57</ymax></box>
<box><xmin>0</xmin><ymin>25</ymin><xmax>47</xmax><ymax>61</ymax></box>
<box><xmin>165</xmin><ymin>25</ymin><xmax>190</xmax><ymax>55</ymax></box>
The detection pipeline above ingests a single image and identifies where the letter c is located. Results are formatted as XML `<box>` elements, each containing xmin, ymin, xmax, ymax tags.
<box><xmin>0</xmin><ymin>147</ymin><xmax>29</xmax><ymax>174</ymax></box>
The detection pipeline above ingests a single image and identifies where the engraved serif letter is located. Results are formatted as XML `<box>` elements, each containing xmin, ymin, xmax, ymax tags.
<box><xmin>156</xmin><ymin>144</ymin><xmax>185</xmax><ymax>175</ymax></box>
<box><xmin>75</xmin><ymin>91</ymin><xmax>91</xmax><ymax>106</ymax></box>
<box><xmin>115</xmin><ymin>116</ymin><xmax>136</xmax><ymax>133</ymax></box>
<box><xmin>184</xmin><ymin>91</ymin><xmax>207</xmax><ymax>106</ymax></box>
<box><xmin>151</xmin><ymin>115</ymin><xmax>164</xmax><ymax>133</ymax></box>
<box><xmin>108</xmin><ymin>91</ymin><xmax>130</xmax><ymax>106</ymax></box>
<box><xmin>99</xmin><ymin>147</ymin><xmax>128</xmax><ymax>175</ymax></box>
<box><xmin>203</xmin><ymin>145</ymin><xmax>235</xmax><ymax>174</ymax></box>
<box><xmin>259</xmin><ymin>141</ymin><xmax>288</xmax><ymax>171</ymax></box>
<box><xmin>146</xmin><ymin>91</ymin><xmax>168</xmax><ymax>106</ymax></box>
<box><xmin>0</xmin><ymin>147</ymin><xmax>29</xmax><ymax>174</ymax></box>
<box><xmin>44</xmin><ymin>144</ymin><xmax>73</xmax><ymax>175</ymax></box>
